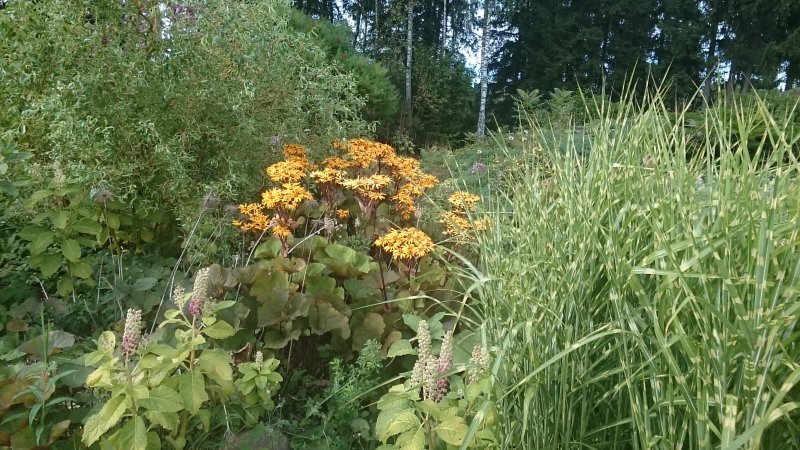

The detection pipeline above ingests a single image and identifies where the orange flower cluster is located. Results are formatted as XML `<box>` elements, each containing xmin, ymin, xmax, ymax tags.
<box><xmin>233</xmin><ymin>144</ymin><xmax>314</xmax><ymax>241</ymax></box>
<box><xmin>441</xmin><ymin>191</ymin><xmax>489</xmax><ymax>238</ymax></box>
<box><xmin>316</xmin><ymin>139</ymin><xmax>438</xmax><ymax>219</ymax></box>
<box><xmin>345</xmin><ymin>139</ymin><xmax>395</xmax><ymax>168</ymax></box>
<box><xmin>374</xmin><ymin>227</ymin><xmax>434</xmax><ymax>261</ymax></box>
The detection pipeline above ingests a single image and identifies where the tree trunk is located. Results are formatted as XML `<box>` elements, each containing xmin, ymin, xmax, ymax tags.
<box><xmin>476</xmin><ymin>0</ymin><xmax>491</xmax><ymax>137</ymax></box>
<box><xmin>786</xmin><ymin>59</ymin><xmax>797</xmax><ymax>91</ymax></box>
<box><xmin>353</xmin><ymin>6</ymin><xmax>362</xmax><ymax>48</ymax></box>
<box><xmin>404</xmin><ymin>0</ymin><xmax>414</xmax><ymax>129</ymax></box>
<box><xmin>726</xmin><ymin>61</ymin><xmax>736</xmax><ymax>99</ymax></box>
<box><xmin>441</xmin><ymin>0</ymin><xmax>448</xmax><ymax>51</ymax></box>
<box><xmin>703</xmin><ymin>20</ymin><xmax>718</xmax><ymax>101</ymax></box>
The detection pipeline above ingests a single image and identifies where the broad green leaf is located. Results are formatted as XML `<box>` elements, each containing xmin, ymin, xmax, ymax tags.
<box><xmin>0</xmin><ymin>180</ymin><xmax>14</xmax><ymax>196</ymax></box>
<box><xmin>82</xmin><ymin>394</ymin><xmax>128</xmax><ymax>446</ymax></box>
<box><xmin>28</xmin><ymin>231</ymin><xmax>55</xmax><ymax>256</ymax></box>
<box><xmin>51</xmin><ymin>210</ymin><xmax>69</xmax><ymax>229</ymax></box>
<box><xmin>57</xmin><ymin>277</ymin><xmax>74</xmax><ymax>296</ymax></box>
<box><xmin>144</xmin><ymin>411</ymin><xmax>180</xmax><ymax>433</ymax></box>
<box><xmin>117</xmin><ymin>416</ymin><xmax>147</xmax><ymax>450</ymax></box>
<box><xmin>253</xmin><ymin>238</ymin><xmax>283</xmax><ymax>259</ymax></box>
<box><xmin>106</xmin><ymin>213</ymin><xmax>120</xmax><ymax>230</ymax></box>
<box><xmin>435</xmin><ymin>416</ymin><xmax>468</xmax><ymax>445</ymax></box>
<box><xmin>69</xmin><ymin>261</ymin><xmax>92</xmax><ymax>279</ymax></box>
<box><xmin>352</xmin><ymin>312</ymin><xmax>386</xmax><ymax>351</ymax></box>
<box><xmin>203</xmin><ymin>320</ymin><xmax>235</xmax><ymax>339</ymax></box>
<box><xmin>19</xmin><ymin>225</ymin><xmax>52</xmax><ymax>242</ymax></box>
<box><xmin>387</xmin><ymin>339</ymin><xmax>417</xmax><ymax>358</ymax></box>
<box><xmin>395</xmin><ymin>428</ymin><xmax>425</xmax><ymax>450</ymax></box>
<box><xmin>139</xmin><ymin>386</ymin><xmax>183</xmax><ymax>413</ymax></box>
<box><xmin>196</xmin><ymin>348</ymin><xmax>233</xmax><ymax>382</ymax></box>
<box><xmin>376</xmin><ymin>408</ymin><xmax>420</xmax><ymax>443</ymax></box>
<box><xmin>179</xmin><ymin>371</ymin><xmax>208</xmax><ymax>415</ymax></box>
<box><xmin>131</xmin><ymin>277</ymin><xmax>158</xmax><ymax>292</ymax></box>
<box><xmin>71</xmin><ymin>218</ymin><xmax>102</xmax><ymax>235</ymax></box>
<box><xmin>61</xmin><ymin>238</ymin><xmax>81</xmax><ymax>262</ymax></box>
<box><xmin>28</xmin><ymin>253</ymin><xmax>62</xmax><ymax>278</ymax></box>
<box><xmin>17</xmin><ymin>330</ymin><xmax>75</xmax><ymax>358</ymax></box>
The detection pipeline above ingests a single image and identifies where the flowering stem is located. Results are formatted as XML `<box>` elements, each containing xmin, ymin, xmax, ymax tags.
<box><xmin>377</xmin><ymin>251</ymin><xmax>390</xmax><ymax>311</ymax></box>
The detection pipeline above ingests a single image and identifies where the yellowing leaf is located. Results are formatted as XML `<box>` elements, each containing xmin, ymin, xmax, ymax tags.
<box><xmin>202</xmin><ymin>320</ymin><xmax>235</xmax><ymax>339</ymax></box>
<box><xmin>196</xmin><ymin>348</ymin><xmax>233</xmax><ymax>383</ymax></box>
<box><xmin>139</xmin><ymin>386</ymin><xmax>183</xmax><ymax>413</ymax></box>
<box><xmin>82</xmin><ymin>394</ymin><xmax>128</xmax><ymax>446</ymax></box>
<box><xmin>180</xmin><ymin>371</ymin><xmax>208</xmax><ymax>415</ymax></box>
<box><xmin>434</xmin><ymin>416</ymin><xmax>468</xmax><ymax>446</ymax></box>
<box><xmin>376</xmin><ymin>408</ymin><xmax>419</xmax><ymax>443</ymax></box>
<box><xmin>117</xmin><ymin>416</ymin><xmax>147</xmax><ymax>450</ymax></box>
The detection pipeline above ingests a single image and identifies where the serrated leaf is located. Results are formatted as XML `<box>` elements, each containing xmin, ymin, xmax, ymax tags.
<box><xmin>61</xmin><ymin>239</ymin><xmax>81</xmax><ymax>262</ymax></box>
<box><xmin>376</xmin><ymin>409</ymin><xmax>420</xmax><ymax>443</ymax></box>
<box><xmin>82</xmin><ymin>394</ymin><xmax>128</xmax><ymax>446</ymax></box>
<box><xmin>180</xmin><ymin>371</ymin><xmax>208</xmax><ymax>415</ymax></box>
<box><xmin>396</xmin><ymin>428</ymin><xmax>425</xmax><ymax>450</ymax></box>
<box><xmin>71</xmin><ymin>218</ymin><xmax>102</xmax><ymax>235</ymax></box>
<box><xmin>69</xmin><ymin>261</ymin><xmax>92</xmax><ymax>279</ymax></box>
<box><xmin>106</xmin><ymin>213</ymin><xmax>120</xmax><ymax>230</ymax></box>
<box><xmin>117</xmin><ymin>416</ymin><xmax>147</xmax><ymax>450</ymax></box>
<box><xmin>144</xmin><ymin>411</ymin><xmax>180</xmax><ymax>433</ymax></box>
<box><xmin>28</xmin><ymin>231</ymin><xmax>55</xmax><ymax>256</ymax></box>
<box><xmin>387</xmin><ymin>339</ymin><xmax>417</xmax><ymax>358</ymax></box>
<box><xmin>139</xmin><ymin>386</ymin><xmax>183</xmax><ymax>413</ymax></box>
<box><xmin>131</xmin><ymin>277</ymin><xmax>158</xmax><ymax>292</ymax></box>
<box><xmin>203</xmin><ymin>320</ymin><xmax>235</xmax><ymax>339</ymax></box>
<box><xmin>51</xmin><ymin>210</ymin><xmax>69</xmax><ymax>230</ymax></box>
<box><xmin>196</xmin><ymin>348</ymin><xmax>233</xmax><ymax>382</ymax></box>
<box><xmin>19</xmin><ymin>225</ymin><xmax>52</xmax><ymax>242</ymax></box>
<box><xmin>434</xmin><ymin>416</ymin><xmax>468</xmax><ymax>445</ymax></box>
<box><xmin>28</xmin><ymin>253</ymin><xmax>63</xmax><ymax>278</ymax></box>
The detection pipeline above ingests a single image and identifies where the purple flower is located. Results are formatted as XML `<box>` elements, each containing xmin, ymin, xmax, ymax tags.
<box><xmin>470</xmin><ymin>162</ymin><xmax>488</xmax><ymax>174</ymax></box>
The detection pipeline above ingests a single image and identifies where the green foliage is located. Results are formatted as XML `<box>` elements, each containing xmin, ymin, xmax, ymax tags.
<box><xmin>291</xmin><ymin>340</ymin><xmax>383</xmax><ymax>449</ymax></box>
<box><xmin>288</xmin><ymin>11</ymin><xmax>399</xmax><ymax>125</ymax></box>
<box><xmin>0</xmin><ymin>0</ymin><xmax>370</xmax><ymax>227</ymax></box>
<box><xmin>375</xmin><ymin>322</ymin><xmax>496</xmax><ymax>449</ymax></box>
<box><xmin>0</xmin><ymin>308</ymin><xmax>89</xmax><ymax>449</ymax></box>
<box><xmin>477</xmin><ymin>88</ymin><xmax>800</xmax><ymax>448</ymax></box>
<box><xmin>83</xmin><ymin>278</ymin><xmax>281</xmax><ymax>449</ymax></box>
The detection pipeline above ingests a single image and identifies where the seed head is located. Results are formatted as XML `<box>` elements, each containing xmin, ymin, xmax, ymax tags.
<box><xmin>121</xmin><ymin>309</ymin><xmax>143</xmax><ymax>357</ymax></box>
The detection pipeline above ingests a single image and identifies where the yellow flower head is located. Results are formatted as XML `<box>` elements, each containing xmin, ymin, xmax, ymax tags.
<box><xmin>374</xmin><ymin>227</ymin><xmax>434</xmax><ymax>260</ymax></box>
<box><xmin>448</xmin><ymin>191</ymin><xmax>481</xmax><ymax>212</ymax></box>
<box><xmin>321</xmin><ymin>157</ymin><xmax>349</xmax><ymax>171</ymax></box>
<box><xmin>345</xmin><ymin>139</ymin><xmax>396</xmax><ymax>168</ymax></box>
<box><xmin>310</xmin><ymin>167</ymin><xmax>346</xmax><ymax>185</ymax></box>
<box><xmin>385</xmin><ymin>155</ymin><xmax>421</xmax><ymax>179</ymax></box>
<box><xmin>336</xmin><ymin>209</ymin><xmax>350</xmax><ymax>219</ymax></box>
<box><xmin>340</xmin><ymin>175</ymin><xmax>392</xmax><ymax>195</ymax></box>
<box><xmin>233</xmin><ymin>203</ymin><xmax>269</xmax><ymax>232</ymax></box>
<box><xmin>283</xmin><ymin>143</ymin><xmax>308</xmax><ymax>161</ymax></box>
<box><xmin>261</xmin><ymin>183</ymin><xmax>313</xmax><ymax>211</ymax></box>
<box><xmin>266</xmin><ymin>159</ymin><xmax>307</xmax><ymax>184</ymax></box>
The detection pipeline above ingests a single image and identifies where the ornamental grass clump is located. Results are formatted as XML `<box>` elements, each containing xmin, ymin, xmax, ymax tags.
<box><xmin>474</xmin><ymin>86</ymin><xmax>800</xmax><ymax>449</ymax></box>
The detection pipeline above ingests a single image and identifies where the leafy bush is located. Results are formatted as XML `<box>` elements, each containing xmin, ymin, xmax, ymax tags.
<box><xmin>0</xmin><ymin>0</ymin><xmax>370</xmax><ymax>225</ymax></box>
